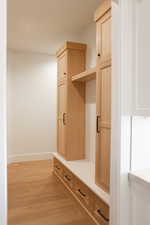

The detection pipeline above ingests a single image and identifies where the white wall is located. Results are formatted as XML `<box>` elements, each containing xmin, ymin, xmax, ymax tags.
<box><xmin>85</xmin><ymin>80</ymin><xmax>96</xmax><ymax>163</ymax></box>
<box><xmin>131</xmin><ymin>0</ymin><xmax>150</xmax><ymax>116</ymax></box>
<box><xmin>80</xmin><ymin>23</ymin><xmax>96</xmax><ymax>69</ymax></box>
<box><xmin>7</xmin><ymin>23</ymin><xmax>96</xmax><ymax>164</ymax></box>
<box><xmin>7</xmin><ymin>50</ymin><xmax>57</xmax><ymax>163</ymax></box>
<box><xmin>132</xmin><ymin>116</ymin><xmax>150</xmax><ymax>171</ymax></box>
<box><xmin>79</xmin><ymin>23</ymin><xmax>96</xmax><ymax>163</ymax></box>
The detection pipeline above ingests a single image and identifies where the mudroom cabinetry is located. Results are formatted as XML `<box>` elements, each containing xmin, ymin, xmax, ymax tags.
<box><xmin>54</xmin><ymin>1</ymin><xmax>112</xmax><ymax>224</ymax></box>
<box><xmin>56</xmin><ymin>42</ymin><xmax>86</xmax><ymax>161</ymax></box>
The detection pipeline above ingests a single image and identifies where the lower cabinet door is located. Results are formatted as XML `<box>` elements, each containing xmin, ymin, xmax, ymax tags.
<box><xmin>57</xmin><ymin>82</ymin><xmax>67</xmax><ymax>158</ymax></box>
<box><xmin>96</xmin><ymin>66</ymin><xmax>111</xmax><ymax>192</ymax></box>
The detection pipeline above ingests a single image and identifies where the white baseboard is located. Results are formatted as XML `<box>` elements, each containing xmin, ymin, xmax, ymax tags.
<box><xmin>8</xmin><ymin>152</ymin><xmax>54</xmax><ymax>164</ymax></box>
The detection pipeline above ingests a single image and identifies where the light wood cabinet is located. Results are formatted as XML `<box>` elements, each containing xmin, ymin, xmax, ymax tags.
<box><xmin>57</xmin><ymin>42</ymin><xmax>86</xmax><ymax>161</ymax></box>
<box><xmin>95</xmin><ymin>0</ymin><xmax>112</xmax><ymax>193</ymax></box>
<box><xmin>56</xmin><ymin>1</ymin><xmax>112</xmax><ymax>193</ymax></box>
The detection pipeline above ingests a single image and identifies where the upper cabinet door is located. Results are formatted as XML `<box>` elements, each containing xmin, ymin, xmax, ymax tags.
<box><xmin>131</xmin><ymin>0</ymin><xmax>150</xmax><ymax>116</ymax></box>
<box><xmin>95</xmin><ymin>1</ymin><xmax>111</xmax><ymax>193</ymax></box>
<box><xmin>96</xmin><ymin>10</ymin><xmax>111</xmax><ymax>66</ymax></box>
<box><xmin>58</xmin><ymin>52</ymin><xmax>67</xmax><ymax>82</ymax></box>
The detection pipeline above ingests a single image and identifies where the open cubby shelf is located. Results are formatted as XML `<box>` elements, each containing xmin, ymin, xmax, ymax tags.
<box><xmin>72</xmin><ymin>67</ymin><xmax>96</xmax><ymax>82</ymax></box>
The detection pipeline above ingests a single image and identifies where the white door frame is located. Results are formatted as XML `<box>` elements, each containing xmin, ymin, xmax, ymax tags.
<box><xmin>0</xmin><ymin>0</ymin><xmax>7</xmax><ymax>224</ymax></box>
<box><xmin>0</xmin><ymin>0</ymin><xmax>135</xmax><ymax>225</ymax></box>
<box><xmin>111</xmin><ymin>0</ymin><xmax>134</xmax><ymax>225</ymax></box>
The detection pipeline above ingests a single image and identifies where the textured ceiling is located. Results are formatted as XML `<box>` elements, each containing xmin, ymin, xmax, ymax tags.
<box><xmin>8</xmin><ymin>0</ymin><xmax>100</xmax><ymax>54</ymax></box>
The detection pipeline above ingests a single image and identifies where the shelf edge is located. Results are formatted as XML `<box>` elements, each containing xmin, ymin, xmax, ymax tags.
<box><xmin>72</xmin><ymin>67</ymin><xmax>96</xmax><ymax>82</ymax></box>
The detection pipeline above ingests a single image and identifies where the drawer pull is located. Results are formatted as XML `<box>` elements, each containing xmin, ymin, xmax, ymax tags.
<box><xmin>64</xmin><ymin>175</ymin><xmax>71</xmax><ymax>182</ymax></box>
<box><xmin>78</xmin><ymin>189</ymin><xmax>86</xmax><ymax>198</ymax></box>
<box><xmin>55</xmin><ymin>165</ymin><xmax>60</xmax><ymax>170</ymax></box>
<box><xmin>63</xmin><ymin>113</ymin><xmax>66</xmax><ymax>125</ymax></box>
<box><xmin>96</xmin><ymin>116</ymin><xmax>101</xmax><ymax>133</ymax></box>
<box><xmin>96</xmin><ymin>209</ymin><xmax>109</xmax><ymax>222</ymax></box>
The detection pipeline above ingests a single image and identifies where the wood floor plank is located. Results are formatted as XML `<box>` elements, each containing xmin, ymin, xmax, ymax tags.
<box><xmin>8</xmin><ymin>160</ymin><xmax>95</xmax><ymax>225</ymax></box>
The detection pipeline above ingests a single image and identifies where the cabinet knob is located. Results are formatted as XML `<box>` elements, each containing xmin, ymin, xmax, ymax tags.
<box><xmin>64</xmin><ymin>72</ymin><xmax>66</xmax><ymax>75</ymax></box>
<box><xmin>96</xmin><ymin>116</ymin><xmax>101</xmax><ymax>133</ymax></box>
<box><xmin>97</xmin><ymin>53</ymin><xmax>101</xmax><ymax>57</ymax></box>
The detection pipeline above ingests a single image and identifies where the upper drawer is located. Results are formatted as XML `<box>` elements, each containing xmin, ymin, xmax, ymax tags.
<box><xmin>53</xmin><ymin>158</ymin><xmax>64</xmax><ymax>178</ymax></box>
<box><xmin>62</xmin><ymin>167</ymin><xmax>75</xmax><ymax>190</ymax></box>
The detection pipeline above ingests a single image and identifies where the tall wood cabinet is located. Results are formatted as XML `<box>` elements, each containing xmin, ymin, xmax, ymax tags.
<box><xmin>56</xmin><ymin>42</ymin><xmax>86</xmax><ymax>161</ymax></box>
<box><xmin>95</xmin><ymin>0</ymin><xmax>112</xmax><ymax>193</ymax></box>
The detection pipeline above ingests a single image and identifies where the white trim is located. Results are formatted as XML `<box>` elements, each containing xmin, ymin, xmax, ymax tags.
<box><xmin>0</xmin><ymin>0</ymin><xmax>7</xmax><ymax>224</ymax></box>
<box><xmin>118</xmin><ymin>1</ymin><xmax>133</xmax><ymax>225</ymax></box>
<box><xmin>8</xmin><ymin>152</ymin><xmax>54</xmax><ymax>164</ymax></box>
<box><xmin>111</xmin><ymin>1</ymin><xmax>133</xmax><ymax>225</ymax></box>
<box><xmin>111</xmin><ymin>2</ymin><xmax>121</xmax><ymax>225</ymax></box>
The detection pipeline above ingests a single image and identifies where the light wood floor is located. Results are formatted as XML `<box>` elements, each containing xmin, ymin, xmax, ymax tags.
<box><xmin>8</xmin><ymin>160</ymin><xmax>95</xmax><ymax>225</ymax></box>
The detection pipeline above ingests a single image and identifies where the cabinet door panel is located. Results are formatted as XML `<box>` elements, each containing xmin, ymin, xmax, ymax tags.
<box><xmin>96</xmin><ymin>10</ymin><xmax>111</xmax><ymax>66</ymax></box>
<box><xmin>101</xmin><ymin>67</ymin><xmax>111</xmax><ymax>128</ymax></box>
<box><xmin>58</xmin><ymin>52</ymin><xmax>67</xmax><ymax>82</ymax></box>
<box><xmin>57</xmin><ymin>83</ymin><xmax>67</xmax><ymax>157</ymax></box>
<box><xmin>96</xmin><ymin>128</ymin><xmax>110</xmax><ymax>192</ymax></box>
<box><xmin>96</xmin><ymin>66</ymin><xmax>111</xmax><ymax>192</ymax></box>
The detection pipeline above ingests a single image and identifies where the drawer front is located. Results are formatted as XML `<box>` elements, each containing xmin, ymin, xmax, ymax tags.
<box><xmin>53</xmin><ymin>158</ymin><xmax>110</xmax><ymax>225</ymax></box>
<box><xmin>63</xmin><ymin>167</ymin><xmax>74</xmax><ymax>190</ymax></box>
<box><xmin>93</xmin><ymin>195</ymin><xmax>109</xmax><ymax>225</ymax></box>
<box><xmin>53</xmin><ymin>158</ymin><xmax>64</xmax><ymax>178</ymax></box>
<box><xmin>74</xmin><ymin>179</ymin><xmax>94</xmax><ymax>211</ymax></box>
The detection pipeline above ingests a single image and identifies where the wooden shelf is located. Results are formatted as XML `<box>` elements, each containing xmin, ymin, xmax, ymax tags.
<box><xmin>72</xmin><ymin>67</ymin><xmax>96</xmax><ymax>82</ymax></box>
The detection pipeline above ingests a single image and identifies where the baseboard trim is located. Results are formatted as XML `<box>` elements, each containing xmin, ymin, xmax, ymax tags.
<box><xmin>8</xmin><ymin>152</ymin><xmax>54</xmax><ymax>164</ymax></box>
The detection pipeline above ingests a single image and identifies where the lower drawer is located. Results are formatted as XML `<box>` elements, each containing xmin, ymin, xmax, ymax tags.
<box><xmin>74</xmin><ymin>179</ymin><xmax>94</xmax><ymax>212</ymax></box>
<box><xmin>93</xmin><ymin>195</ymin><xmax>109</xmax><ymax>225</ymax></box>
